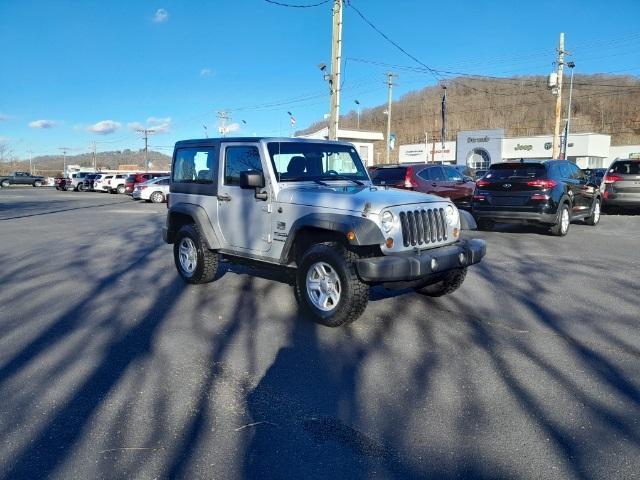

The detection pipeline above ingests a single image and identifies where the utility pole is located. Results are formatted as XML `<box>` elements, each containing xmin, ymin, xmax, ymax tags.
<box><xmin>27</xmin><ymin>150</ymin><xmax>33</xmax><ymax>175</ymax></box>
<box><xmin>328</xmin><ymin>0</ymin><xmax>343</xmax><ymax>140</ymax></box>
<box><xmin>552</xmin><ymin>32</ymin><xmax>565</xmax><ymax>159</ymax></box>
<box><xmin>91</xmin><ymin>141</ymin><xmax>97</xmax><ymax>171</ymax></box>
<box><xmin>59</xmin><ymin>147</ymin><xmax>70</xmax><ymax>176</ymax></box>
<box><xmin>563</xmin><ymin>61</ymin><xmax>576</xmax><ymax>160</ymax></box>
<box><xmin>136</xmin><ymin>129</ymin><xmax>155</xmax><ymax>172</ymax></box>
<box><xmin>217</xmin><ymin>111</ymin><xmax>231</xmax><ymax>137</ymax></box>
<box><xmin>385</xmin><ymin>71</ymin><xmax>397</xmax><ymax>164</ymax></box>
<box><xmin>355</xmin><ymin>100</ymin><xmax>360</xmax><ymax>129</ymax></box>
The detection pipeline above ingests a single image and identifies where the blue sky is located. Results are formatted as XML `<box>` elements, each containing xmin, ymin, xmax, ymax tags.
<box><xmin>1</xmin><ymin>0</ymin><xmax>639</xmax><ymax>158</ymax></box>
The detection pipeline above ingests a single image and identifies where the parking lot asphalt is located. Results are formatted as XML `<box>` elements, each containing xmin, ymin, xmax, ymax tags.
<box><xmin>0</xmin><ymin>187</ymin><xmax>639</xmax><ymax>479</ymax></box>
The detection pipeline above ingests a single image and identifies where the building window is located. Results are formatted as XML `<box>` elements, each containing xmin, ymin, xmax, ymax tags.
<box><xmin>467</xmin><ymin>148</ymin><xmax>491</xmax><ymax>170</ymax></box>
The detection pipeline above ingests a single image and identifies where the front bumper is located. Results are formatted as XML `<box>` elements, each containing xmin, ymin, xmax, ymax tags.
<box><xmin>356</xmin><ymin>239</ymin><xmax>486</xmax><ymax>282</ymax></box>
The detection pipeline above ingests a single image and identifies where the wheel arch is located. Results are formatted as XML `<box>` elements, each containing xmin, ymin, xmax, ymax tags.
<box><xmin>165</xmin><ymin>202</ymin><xmax>221</xmax><ymax>249</ymax></box>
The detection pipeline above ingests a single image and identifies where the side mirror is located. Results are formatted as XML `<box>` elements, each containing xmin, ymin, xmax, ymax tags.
<box><xmin>240</xmin><ymin>170</ymin><xmax>265</xmax><ymax>189</ymax></box>
<box><xmin>240</xmin><ymin>170</ymin><xmax>268</xmax><ymax>200</ymax></box>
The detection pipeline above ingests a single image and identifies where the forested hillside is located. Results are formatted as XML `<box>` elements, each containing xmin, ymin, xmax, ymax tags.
<box><xmin>299</xmin><ymin>74</ymin><xmax>640</xmax><ymax>162</ymax></box>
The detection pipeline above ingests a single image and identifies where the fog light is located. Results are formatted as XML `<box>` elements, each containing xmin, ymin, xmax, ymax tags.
<box><xmin>458</xmin><ymin>252</ymin><xmax>466</xmax><ymax>265</ymax></box>
<box><xmin>347</xmin><ymin>231</ymin><xmax>356</xmax><ymax>241</ymax></box>
<box><xmin>385</xmin><ymin>237</ymin><xmax>394</xmax><ymax>248</ymax></box>
<box><xmin>430</xmin><ymin>258</ymin><xmax>438</xmax><ymax>271</ymax></box>
<box><xmin>453</xmin><ymin>227</ymin><xmax>460</xmax><ymax>238</ymax></box>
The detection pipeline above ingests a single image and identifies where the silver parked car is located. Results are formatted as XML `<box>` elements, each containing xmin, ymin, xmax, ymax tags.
<box><xmin>132</xmin><ymin>176</ymin><xmax>170</xmax><ymax>203</ymax></box>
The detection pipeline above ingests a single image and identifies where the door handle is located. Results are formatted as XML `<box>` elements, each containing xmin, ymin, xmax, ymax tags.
<box><xmin>218</xmin><ymin>193</ymin><xmax>231</xmax><ymax>202</ymax></box>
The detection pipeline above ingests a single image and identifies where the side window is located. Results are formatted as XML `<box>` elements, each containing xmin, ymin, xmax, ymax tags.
<box><xmin>173</xmin><ymin>147</ymin><xmax>218</xmax><ymax>184</ymax></box>
<box><xmin>158</xmin><ymin>178</ymin><xmax>169</xmax><ymax>185</ymax></box>
<box><xmin>224</xmin><ymin>146</ymin><xmax>262</xmax><ymax>186</ymax></box>
<box><xmin>558</xmin><ymin>162</ymin><xmax>572</xmax><ymax>179</ymax></box>
<box><xmin>426</xmin><ymin>166</ymin><xmax>446</xmax><ymax>181</ymax></box>
<box><xmin>444</xmin><ymin>166</ymin><xmax>463</xmax><ymax>181</ymax></box>
<box><xmin>568</xmin><ymin>162</ymin><xmax>584</xmax><ymax>180</ymax></box>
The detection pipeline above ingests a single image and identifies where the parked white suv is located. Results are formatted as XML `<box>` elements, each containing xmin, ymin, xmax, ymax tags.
<box><xmin>133</xmin><ymin>176</ymin><xmax>170</xmax><ymax>202</ymax></box>
<box><xmin>163</xmin><ymin>138</ymin><xmax>486</xmax><ymax>326</ymax></box>
<box><xmin>107</xmin><ymin>173</ymin><xmax>130</xmax><ymax>194</ymax></box>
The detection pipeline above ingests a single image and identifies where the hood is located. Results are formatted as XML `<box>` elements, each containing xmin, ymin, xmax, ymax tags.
<box><xmin>276</xmin><ymin>183</ymin><xmax>447</xmax><ymax>213</ymax></box>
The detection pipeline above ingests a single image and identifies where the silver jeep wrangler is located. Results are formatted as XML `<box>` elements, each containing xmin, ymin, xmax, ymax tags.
<box><xmin>163</xmin><ymin>137</ymin><xmax>486</xmax><ymax>327</ymax></box>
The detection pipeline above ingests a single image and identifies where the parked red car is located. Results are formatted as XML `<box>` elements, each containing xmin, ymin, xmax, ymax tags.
<box><xmin>124</xmin><ymin>172</ymin><xmax>170</xmax><ymax>195</ymax></box>
<box><xmin>368</xmin><ymin>163</ymin><xmax>476</xmax><ymax>209</ymax></box>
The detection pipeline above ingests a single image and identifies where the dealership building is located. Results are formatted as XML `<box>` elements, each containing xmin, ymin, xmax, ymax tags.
<box><xmin>399</xmin><ymin>129</ymin><xmax>640</xmax><ymax>169</ymax></box>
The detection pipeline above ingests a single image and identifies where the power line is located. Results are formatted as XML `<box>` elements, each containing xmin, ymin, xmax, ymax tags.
<box><xmin>346</xmin><ymin>1</ymin><xmax>442</xmax><ymax>82</ymax></box>
<box><xmin>263</xmin><ymin>0</ymin><xmax>330</xmax><ymax>7</ymax></box>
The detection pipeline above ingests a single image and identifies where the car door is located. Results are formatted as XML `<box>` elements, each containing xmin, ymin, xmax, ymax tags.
<box><xmin>216</xmin><ymin>143</ymin><xmax>272</xmax><ymax>254</ymax></box>
<box><xmin>568</xmin><ymin>162</ymin><xmax>591</xmax><ymax>213</ymax></box>
<box><xmin>416</xmin><ymin>166</ymin><xmax>448</xmax><ymax>197</ymax></box>
<box><xmin>442</xmin><ymin>166</ymin><xmax>471</xmax><ymax>202</ymax></box>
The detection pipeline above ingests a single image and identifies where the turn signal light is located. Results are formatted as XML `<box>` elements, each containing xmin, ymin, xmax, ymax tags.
<box><xmin>453</xmin><ymin>228</ymin><xmax>460</xmax><ymax>238</ymax></box>
<box><xmin>385</xmin><ymin>237</ymin><xmax>394</xmax><ymax>248</ymax></box>
<box><xmin>346</xmin><ymin>231</ymin><xmax>356</xmax><ymax>242</ymax></box>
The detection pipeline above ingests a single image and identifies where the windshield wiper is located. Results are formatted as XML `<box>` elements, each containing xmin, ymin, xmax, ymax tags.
<box><xmin>320</xmin><ymin>175</ymin><xmax>364</xmax><ymax>186</ymax></box>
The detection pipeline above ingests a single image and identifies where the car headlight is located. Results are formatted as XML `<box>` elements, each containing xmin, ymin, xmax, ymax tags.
<box><xmin>444</xmin><ymin>204</ymin><xmax>459</xmax><ymax>226</ymax></box>
<box><xmin>381</xmin><ymin>210</ymin><xmax>395</xmax><ymax>232</ymax></box>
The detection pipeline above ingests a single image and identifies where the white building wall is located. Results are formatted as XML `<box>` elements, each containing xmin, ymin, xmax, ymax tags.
<box><xmin>456</xmin><ymin>129</ymin><xmax>504</xmax><ymax>168</ymax></box>
<box><xmin>399</xmin><ymin>141</ymin><xmax>456</xmax><ymax>163</ymax></box>
<box><xmin>607</xmin><ymin>145</ymin><xmax>640</xmax><ymax>164</ymax></box>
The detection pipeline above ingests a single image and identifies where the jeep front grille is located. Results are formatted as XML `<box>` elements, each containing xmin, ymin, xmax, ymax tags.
<box><xmin>399</xmin><ymin>208</ymin><xmax>447</xmax><ymax>247</ymax></box>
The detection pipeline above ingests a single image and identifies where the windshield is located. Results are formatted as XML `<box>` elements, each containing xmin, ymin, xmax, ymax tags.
<box><xmin>267</xmin><ymin>142</ymin><xmax>369</xmax><ymax>183</ymax></box>
<box><xmin>485</xmin><ymin>163</ymin><xmax>546</xmax><ymax>180</ymax></box>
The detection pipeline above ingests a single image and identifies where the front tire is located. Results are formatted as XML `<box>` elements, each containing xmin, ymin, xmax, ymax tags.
<box><xmin>77</xmin><ymin>183</ymin><xmax>85</xmax><ymax>192</ymax></box>
<box><xmin>173</xmin><ymin>224</ymin><xmax>219</xmax><ymax>284</ymax></box>
<box><xmin>414</xmin><ymin>268</ymin><xmax>467</xmax><ymax>297</ymax></box>
<box><xmin>585</xmin><ymin>198</ymin><xmax>601</xmax><ymax>226</ymax></box>
<box><xmin>33</xmin><ymin>180</ymin><xmax>42</xmax><ymax>187</ymax></box>
<box><xmin>0</xmin><ymin>180</ymin><xmax>9</xmax><ymax>188</ymax></box>
<box><xmin>295</xmin><ymin>243</ymin><xmax>369</xmax><ymax>327</ymax></box>
<box><xmin>550</xmin><ymin>203</ymin><xmax>570</xmax><ymax>236</ymax></box>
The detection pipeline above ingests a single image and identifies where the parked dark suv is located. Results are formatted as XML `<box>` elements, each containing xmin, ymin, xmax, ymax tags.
<box><xmin>602</xmin><ymin>159</ymin><xmax>640</xmax><ymax>211</ymax></box>
<box><xmin>472</xmin><ymin>160</ymin><xmax>601</xmax><ymax>236</ymax></box>
<box><xmin>368</xmin><ymin>164</ymin><xmax>476</xmax><ymax>209</ymax></box>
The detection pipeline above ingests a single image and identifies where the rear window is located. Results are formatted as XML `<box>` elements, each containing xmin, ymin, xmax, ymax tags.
<box><xmin>126</xmin><ymin>175</ymin><xmax>136</xmax><ymax>182</ymax></box>
<box><xmin>610</xmin><ymin>160</ymin><xmax>640</xmax><ymax>175</ymax></box>
<box><xmin>369</xmin><ymin>167</ymin><xmax>406</xmax><ymax>184</ymax></box>
<box><xmin>485</xmin><ymin>163</ymin><xmax>546</xmax><ymax>180</ymax></box>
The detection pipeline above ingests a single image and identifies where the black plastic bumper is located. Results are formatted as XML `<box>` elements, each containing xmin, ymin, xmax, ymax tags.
<box><xmin>356</xmin><ymin>239</ymin><xmax>486</xmax><ymax>282</ymax></box>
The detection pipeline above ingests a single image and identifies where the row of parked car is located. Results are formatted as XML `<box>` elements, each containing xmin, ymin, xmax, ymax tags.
<box><xmin>368</xmin><ymin>157</ymin><xmax>640</xmax><ymax>236</ymax></box>
<box><xmin>55</xmin><ymin>171</ymin><xmax>170</xmax><ymax>202</ymax></box>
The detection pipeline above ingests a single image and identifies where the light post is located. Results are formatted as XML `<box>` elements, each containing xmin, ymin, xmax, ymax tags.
<box><xmin>354</xmin><ymin>99</ymin><xmax>360</xmax><ymax>129</ymax></box>
<box><xmin>564</xmin><ymin>61</ymin><xmax>575</xmax><ymax>160</ymax></box>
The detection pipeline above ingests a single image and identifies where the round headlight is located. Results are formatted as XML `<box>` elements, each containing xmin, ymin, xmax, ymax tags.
<box><xmin>444</xmin><ymin>204</ymin><xmax>459</xmax><ymax>226</ymax></box>
<box><xmin>381</xmin><ymin>210</ymin><xmax>395</xmax><ymax>232</ymax></box>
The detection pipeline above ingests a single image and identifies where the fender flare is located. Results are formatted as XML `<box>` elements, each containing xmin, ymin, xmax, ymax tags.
<box><xmin>459</xmin><ymin>209</ymin><xmax>477</xmax><ymax>230</ymax></box>
<box><xmin>166</xmin><ymin>202</ymin><xmax>222</xmax><ymax>249</ymax></box>
<box><xmin>279</xmin><ymin>213</ymin><xmax>385</xmax><ymax>264</ymax></box>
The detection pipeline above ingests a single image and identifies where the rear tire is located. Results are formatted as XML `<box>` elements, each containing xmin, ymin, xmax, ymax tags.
<box><xmin>550</xmin><ymin>203</ymin><xmax>570</xmax><ymax>236</ymax></box>
<box><xmin>414</xmin><ymin>268</ymin><xmax>467</xmax><ymax>297</ymax></box>
<box><xmin>150</xmin><ymin>191</ymin><xmax>165</xmax><ymax>203</ymax></box>
<box><xmin>117</xmin><ymin>185</ymin><xmax>126</xmax><ymax>194</ymax></box>
<box><xmin>33</xmin><ymin>180</ymin><xmax>42</xmax><ymax>187</ymax></box>
<box><xmin>173</xmin><ymin>224</ymin><xmax>219</xmax><ymax>284</ymax></box>
<box><xmin>77</xmin><ymin>183</ymin><xmax>85</xmax><ymax>192</ymax></box>
<box><xmin>585</xmin><ymin>198</ymin><xmax>601</xmax><ymax>226</ymax></box>
<box><xmin>1</xmin><ymin>180</ymin><xmax>10</xmax><ymax>188</ymax></box>
<box><xmin>295</xmin><ymin>243</ymin><xmax>369</xmax><ymax>327</ymax></box>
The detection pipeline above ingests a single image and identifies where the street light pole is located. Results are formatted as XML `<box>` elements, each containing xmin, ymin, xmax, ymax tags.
<box><xmin>354</xmin><ymin>99</ymin><xmax>360</xmax><ymax>129</ymax></box>
<box><xmin>564</xmin><ymin>61</ymin><xmax>575</xmax><ymax>160</ymax></box>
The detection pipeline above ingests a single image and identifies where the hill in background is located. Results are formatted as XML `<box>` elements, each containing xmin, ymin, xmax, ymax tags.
<box><xmin>0</xmin><ymin>149</ymin><xmax>172</xmax><ymax>177</ymax></box>
<box><xmin>299</xmin><ymin>74</ymin><xmax>640</xmax><ymax>163</ymax></box>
